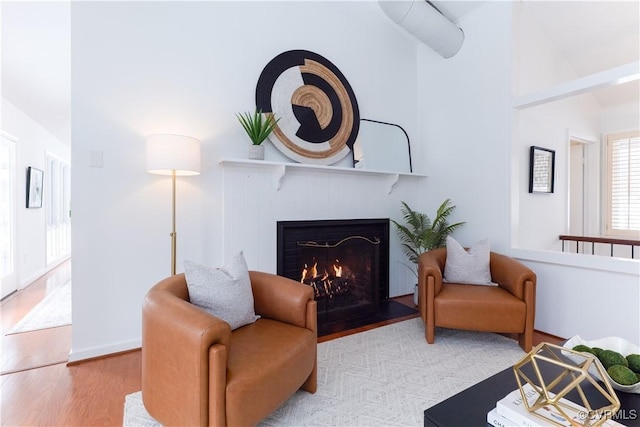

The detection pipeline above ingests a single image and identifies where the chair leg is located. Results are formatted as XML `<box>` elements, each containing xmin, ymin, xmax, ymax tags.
<box><xmin>421</xmin><ymin>279</ymin><xmax>435</xmax><ymax>344</ymax></box>
<box><xmin>519</xmin><ymin>330</ymin><xmax>532</xmax><ymax>352</ymax></box>
<box><xmin>425</xmin><ymin>320</ymin><xmax>435</xmax><ymax>344</ymax></box>
<box><xmin>300</xmin><ymin>362</ymin><xmax>317</xmax><ymax>393</ymax></box>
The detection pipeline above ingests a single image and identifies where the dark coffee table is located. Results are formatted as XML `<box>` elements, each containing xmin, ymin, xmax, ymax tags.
<box><xmin>424</xmin><ymin>364</ymin><xmax>640</xmax><ymax>426</ymax></box>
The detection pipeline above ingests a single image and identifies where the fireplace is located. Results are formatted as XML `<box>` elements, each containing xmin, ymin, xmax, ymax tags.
<box><xmin>277</xmin><ymin>219</ymin><xmax>390</xmax><ymax>335</ymax></box>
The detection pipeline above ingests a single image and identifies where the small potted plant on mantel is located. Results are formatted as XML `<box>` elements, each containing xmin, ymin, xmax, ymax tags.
<box><xmin>236</xmin><ymin>109</ymin><xmax>280</xmax><ymax>160</ymax></box>
<box><xmin>391</xmin><ymin>199</ymin><xmax>465</xmax><ymax>305</ymax></box>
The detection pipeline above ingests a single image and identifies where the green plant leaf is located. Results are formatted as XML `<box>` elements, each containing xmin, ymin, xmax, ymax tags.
<box><xmin>391</xmin><ymin>199</ymin><xmax>465</xmax><ymax>272</ymax></box>
<box><xmin>236</xmin><ymin>109</ymin><xmax>280</xmax><ymax>145</ymax></box>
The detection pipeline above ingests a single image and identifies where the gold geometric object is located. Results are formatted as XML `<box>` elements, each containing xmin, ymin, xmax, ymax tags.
<box><xmin>512</xmin><ymin>342</ymin><xmax>621</xmax><ymax>426</ymax></box>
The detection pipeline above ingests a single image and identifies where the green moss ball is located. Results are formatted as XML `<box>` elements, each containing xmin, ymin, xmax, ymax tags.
<box><xmin>626</xmin><ymin>354</ymin><xmax>640</xmax><ymax>373</ymax></box>
<box><xmin>598</xmin><ymin>350</ymin><xmax>629</xmax><ymax>369</ymax></box>
<box><xmin>572</xmin><ymin>344</ymin><xmax>595</xmax><ymax>355</ymax></box>
<box><xmin>607</xmin><ymin>365</ymin><xmax>640</xmax><ymax>385</ymax></box>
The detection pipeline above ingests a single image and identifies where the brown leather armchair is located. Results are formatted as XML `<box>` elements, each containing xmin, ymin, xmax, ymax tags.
<box><xmin>418</xmin><ymin>248</ymin><xmax>536</xmax><ymax>351</ymax></box>
<box><xmin>142</xmin><ymin>271</ymin><xmax>317</xmax><ymax>426</ymax></box>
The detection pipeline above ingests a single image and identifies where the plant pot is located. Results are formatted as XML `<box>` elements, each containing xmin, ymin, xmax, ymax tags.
<box><xmin>248</xmin><ymin>145</ymin><xmax>265</xmax><ymax>160</ymax></box>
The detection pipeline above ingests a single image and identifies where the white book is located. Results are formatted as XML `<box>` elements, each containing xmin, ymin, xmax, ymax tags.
<box><xmin>496</xmin><ymin>384</ymin><xmax>625</xmax><ymax>427</ymax></box>
<box><xmin>488</xmin><ymin>407</ymin><xmax>519</xmax><ymax>427</ymax></box>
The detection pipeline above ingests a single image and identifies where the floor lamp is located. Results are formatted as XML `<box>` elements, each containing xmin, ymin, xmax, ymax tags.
<box><xmin>146</xmin><ymin>134</ymin><xmax>201</xmax><ymax>275</ymax></box>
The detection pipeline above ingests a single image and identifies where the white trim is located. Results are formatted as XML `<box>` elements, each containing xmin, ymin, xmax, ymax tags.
<box><xmin>19</xmin><ymin>255</ymin><xmax>71</xmax><ymax>289</ymax></box>
<box><xmin>0</xmin><ymin>132</ymin><xmax>18</xmax><ymax>298</ymax></box>
<box><xmin>604</xmin><ymin>130</ymin><xmax>640</xmax><ymax>237</ymax></box>
<box><xmin>511</xmin><ymin>248</ymin><xmax>639</xmax><ymax>276</ymax></box>
<box><xmin>219</xmin><ymin>158</ymin><xmax>426</xmax><ymax>194</ymax></box>
<box><xmin>68</xmin><ymin>339</ymin><xmax>141</xmax><ymax>363</ymax></box>
<box><xmin>566</xmin><ymin>132</ymin><xmax>597</xmax><ymax>245</ymax></box>
<box><xmin>512</xmin><ymin>61</ymin><xmax>640</xmax><ymax>110</ymax></box>
<box><xmin>0</xmin><ymin>130</ymin><xmax>19</xmax><ymax>142</ymax></box>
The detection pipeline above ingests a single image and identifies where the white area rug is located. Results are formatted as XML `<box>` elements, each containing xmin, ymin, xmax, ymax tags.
<box><xmin>123</xmin><ymin>318</ymin><xmax>525</xmax><ymax>426</ymax></box>
<box><xmin>7</xmin><ymin>280</ymin><xmax>71</xmax><ymax>334</ymax></box>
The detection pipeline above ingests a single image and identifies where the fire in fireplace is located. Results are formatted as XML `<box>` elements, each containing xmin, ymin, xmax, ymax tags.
<box><xmin>297</xmin><ymin>236</ymin><xmax>380</xmax><ymax>302</ymax></box>
<box><xmin>277</xmin><ymin>219</ymin><xmax>389</xmax><ymax>335</ymax></box>
<box><xmin>299</xmin><ymin>244</ymin><xmax>353</xmax><ymax>300</ymax></box>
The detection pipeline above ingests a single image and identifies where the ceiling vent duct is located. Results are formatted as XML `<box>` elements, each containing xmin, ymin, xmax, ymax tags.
<box><xmin>378</xmin><ymin>0</ymin><xmax>464</xmax><ymax>58</ymax></box>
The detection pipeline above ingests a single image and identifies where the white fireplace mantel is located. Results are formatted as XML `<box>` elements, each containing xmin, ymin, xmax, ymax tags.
<box><xmin>219</xmin><ymin>159</ymin><xmax>427</xmax><ymax>194</ymax></box>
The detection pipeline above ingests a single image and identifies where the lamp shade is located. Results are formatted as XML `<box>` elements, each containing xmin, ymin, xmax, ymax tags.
<box><xmin>146</xmin><ymin>134</ymin><xmax>201</xmax><ymax>176</ymax></box>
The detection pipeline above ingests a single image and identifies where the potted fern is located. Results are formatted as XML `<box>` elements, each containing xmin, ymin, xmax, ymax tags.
<box><xmin>391</xmin><ymin>199</ymin><xmax>465</xmax><ymax>304</ymax></box>
<box><xmin>236</xmin><ymin>109</ymin><xmax>280</xmax><ymax>160</ymax></box>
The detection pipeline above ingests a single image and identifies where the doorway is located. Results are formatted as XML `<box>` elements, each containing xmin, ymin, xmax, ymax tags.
<box><xmin>568</xmin><ymin>137</ymin><xmax>594</xmax><ymax>253</ymax></box>
<box><xmin>1</xmin><ymin>132</ymin><xmax>18</xmax><ymax>299</ymax></box>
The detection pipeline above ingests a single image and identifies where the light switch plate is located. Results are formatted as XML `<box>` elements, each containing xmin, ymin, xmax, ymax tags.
<box><xmin>90</xmin><ymin>151</ymin><xmax>104</xmax><ymax>168</ymax></box>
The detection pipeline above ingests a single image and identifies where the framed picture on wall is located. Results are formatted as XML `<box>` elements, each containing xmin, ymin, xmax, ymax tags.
<box><xmin>529</xmin><ymin>146</ymin><xmax>555</xmax><ymax>193</ymax></box>
<box><xmin>26</xmin><ymin>166</ymin><xmax>44</xmax><ymax>208</ymax></box>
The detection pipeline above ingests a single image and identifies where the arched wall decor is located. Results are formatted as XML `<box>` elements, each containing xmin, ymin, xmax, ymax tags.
<box><xmin>255</xmin><ymin>50</ymin><xmax>360</xmax><ymax>165</ymax></box>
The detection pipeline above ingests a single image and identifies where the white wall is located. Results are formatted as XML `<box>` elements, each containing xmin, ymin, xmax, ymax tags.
<box><xmin>594</xmin><ymin>100</ymin><xmax>640</xmax><ymax>258</ymax></box>
<box><xmin>514</xmin><ymin>95</ymin><xmax>600</xmax><ymax>251</ymax></box>
<box><xmin>417</xmin><ymin>2</ymin><xmax>639</xmax><ymax>344</ymax></box>
<box><xmin>70</xmin><ymin>0</ymin><xmax>640</xmax><ymax>360</ymax></box>
<box><xmin>221</xmin><ymin>164</ymin><xmax>426</xmax><ymax>299</ymax></box>
<box><xmin>417</xmin><ymin>2</ymin><xmax>513</xmax><ymax>252</ymax></box>
<box><xmin>601</xmin><ymin>100</ymin><xmax>640</xmax><ymax>134</ymax></box>
<box><xmin>1</xmin><ymin>98</ymin><xmax>70</xmax><ymax>287</ymax></box>
<box><xmin>512</xmin><ymin>2</ymin><xmax>602</xmax><ymax>251</ymax></box>
<box><xmin>512</xmin><ymin>4</ymin><xmax>639</xmax><ymax>255</ymax></box>
<box><xmin>70</xmin><ymin>1</ymin><xmax>424</xmax><ymax>360</ymax></box>
<box><xmin>508</xmin><ymin>4</ymin><xmax>639</xmax><ymax>343</ymax></box>
<box><xmin>513</xmin><ymin>249</ymin><xmax>639</xmax><ymax>343</ymax></box>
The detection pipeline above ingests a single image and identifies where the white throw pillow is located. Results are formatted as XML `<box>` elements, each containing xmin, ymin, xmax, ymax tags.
<box><xmin>443</xmin><ymin>236</ymin><xmax>494</xmax><ymax>285</ymax></box>
<box><xmin>184</xmin><ymin>252</ymin><xmax>260</xmax><ymax>330</ymax></box>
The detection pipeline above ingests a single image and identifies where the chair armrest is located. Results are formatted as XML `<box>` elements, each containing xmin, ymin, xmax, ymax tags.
<box><xmin>418</xmin><ymin>248</ymin><xmax>447</xmax><ymax>322</ymax></box>
<box><xmin>490</xmin><ymin>252</ymin><xmax>537</xmax><ymax>300</ymax></box>
<box><xmin>250</xmin><ymin>271</ymin><xmax>316</xmax><ymax>331</ymax></box>
<box><xmin>418</xmin><ymin>248</ymin><xmax>446</xmax><ymax>296</ymax></box>
<box><xmin>142</xmin><ymin>275</ymin><xmax>231</xmax><ymax>427</ymax></box>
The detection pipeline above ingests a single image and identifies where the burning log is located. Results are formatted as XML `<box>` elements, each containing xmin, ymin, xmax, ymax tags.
<box><xmin>307</xmin><ymin>276</ymin><xmax>349</xmax><ymax>299</ymax></box>
<box><xmin>300</xmin><ymin>259</ymin><xmax>349</xmax><ymax>299</ymax></box>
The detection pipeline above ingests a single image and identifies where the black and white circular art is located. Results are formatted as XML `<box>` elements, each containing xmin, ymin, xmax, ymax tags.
<box><xmin>255</xmin><ymin>50</ymin><xmax>360</xmax><ymax>165</ymax></box>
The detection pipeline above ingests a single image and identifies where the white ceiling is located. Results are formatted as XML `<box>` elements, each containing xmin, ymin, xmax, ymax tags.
<box><xmin>1</xmin><ymin>1</ymin><xmax>638</xmax><ymax>145</ymax></box>
<box><xmin>2</xmin><ymin>1</ymin><xmax>71</xmax><ymax>143</ymax></box>
<box><xmin>519</xmin><ymin>0</ymin><xmax>640</xmax><ymax>108</ymax></box>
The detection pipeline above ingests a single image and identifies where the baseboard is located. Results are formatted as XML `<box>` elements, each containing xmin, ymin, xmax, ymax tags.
<box><xmin>68</xmin><ymin>339</ymin><xmax>141</xmax><ymax>363</ymax></box>
<box><xmin>19</xmin><ymin>256</ymin><xmax>71</xmax><ymax>289</ymax></box>
<box><xmin>534</xmin><ymin>329</ymin><xmax>566</xmax><ymax>343</ymax></box>
<box><xmin>20</xmin><ymin>269</ymin><xmax>52</xmax><ymax>289</ymax></box>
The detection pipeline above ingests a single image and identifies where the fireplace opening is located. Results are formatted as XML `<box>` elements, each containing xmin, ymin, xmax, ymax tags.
<box><xmin>277</xmin><ymin>219</ymin><xmax>397</xmax><ymax>335</ymax></box>
<box><xmin>298</xmin><ymin>236</ymin><xmax>381</xmax><ymax>324</ymax></box>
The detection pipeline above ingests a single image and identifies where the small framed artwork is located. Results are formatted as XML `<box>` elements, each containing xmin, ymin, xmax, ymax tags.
<box><xmin>529</xmin><ymin>146</ymin><xmax>555</xmax><ymax>193</ymax></box>
<box><xmin>26</xmin><ymin>167</ymin><xmax>44</xmax><ymax>208</ymax></box>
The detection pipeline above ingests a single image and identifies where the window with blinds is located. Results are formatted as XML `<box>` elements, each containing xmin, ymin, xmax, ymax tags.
<box><xmin>605</xmin><ymin>131</ymin><xmax>640</xmax><ymax>237</ymax></box>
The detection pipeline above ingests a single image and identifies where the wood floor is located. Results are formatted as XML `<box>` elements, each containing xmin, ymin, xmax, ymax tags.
<box><xmin>1</xmin><ymin>263</ymin><xmax>564</xmax><ymax>426</ymax></box>
<box><xmin>1</xmin><ymin>260</ymin><xmax>72</xmax><ymax>376</ymax></box>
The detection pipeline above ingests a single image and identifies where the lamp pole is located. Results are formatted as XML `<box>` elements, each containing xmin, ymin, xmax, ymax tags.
<box><xmin>171</xmin><ymin>169</ymin><xmax>177</xmax><ymax>276</ymax></box>
<box><xmin>146</xmin><ymin>133</ymin><xmax>201</xmax><ymax>277</ymax></box>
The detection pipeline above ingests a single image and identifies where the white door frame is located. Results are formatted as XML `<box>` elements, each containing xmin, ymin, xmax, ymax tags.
<box><xmin>1</xmin><ymin>131</ymin><xmax>18</xmax><ymax>299</ymax></box>
<box><xmin>567</xmin><ymin>132</ymin><xmax>596</xmax><ymax>253</ymax></box>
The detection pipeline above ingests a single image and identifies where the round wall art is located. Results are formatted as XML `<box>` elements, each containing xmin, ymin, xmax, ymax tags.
<box><xmin>255</xmin><ymin>50</ymin><xmax>360</xmax><ymax>165</ymax></box>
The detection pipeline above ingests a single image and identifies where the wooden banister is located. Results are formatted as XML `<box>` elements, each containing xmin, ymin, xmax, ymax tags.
<box><xmin>559</xmin><ymin>235</ymin><xmax>640</xmax><ymax>258</ymax></box>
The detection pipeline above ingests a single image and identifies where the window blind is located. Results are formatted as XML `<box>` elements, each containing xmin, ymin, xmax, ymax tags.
<box><xmin>607</xmin><ymin>133</ymin><xmax>640</xmax><ymax>235</ymax></box>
